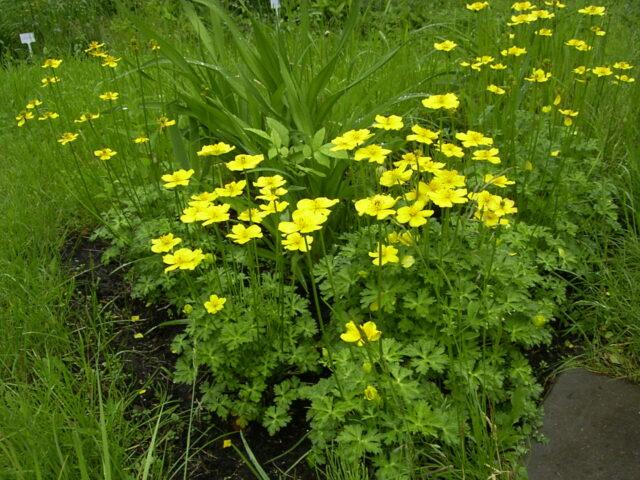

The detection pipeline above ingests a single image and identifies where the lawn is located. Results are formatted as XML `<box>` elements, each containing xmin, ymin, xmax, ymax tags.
<box><xmin>1</xmin><ymin>0</ymin><xmax>639</xmax><ymax>478</ymax></box>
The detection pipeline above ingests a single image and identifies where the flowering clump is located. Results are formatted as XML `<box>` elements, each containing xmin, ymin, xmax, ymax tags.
<box><xmin>12</xmin><ymin>4</ymin><xmax>633</xmax><ymax>477</ymax></box>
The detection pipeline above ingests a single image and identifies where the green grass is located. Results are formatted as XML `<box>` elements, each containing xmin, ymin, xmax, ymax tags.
<box><xmin>0</xmin><ymin>60</ymin><xmax>177</xmax><ymax>479</ymax></box>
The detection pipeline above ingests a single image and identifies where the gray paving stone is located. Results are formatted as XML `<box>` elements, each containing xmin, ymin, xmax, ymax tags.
<box><xmin>527</xmin><ymin>368</ymin><xmax>640</xmax><ymax>480</ymax></box>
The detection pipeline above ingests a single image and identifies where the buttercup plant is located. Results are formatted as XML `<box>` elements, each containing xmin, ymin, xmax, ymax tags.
<box><xmin>12</xmin><ymin>0</ymin><xmax>635</xmax><ymax>477</ymax></box>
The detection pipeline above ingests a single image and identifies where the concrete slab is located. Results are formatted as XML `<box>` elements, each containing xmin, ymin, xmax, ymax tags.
<box><xmin>527</xmin><ymin>369</ymin><xmax>640</xmax><ymax>480</ymax></box>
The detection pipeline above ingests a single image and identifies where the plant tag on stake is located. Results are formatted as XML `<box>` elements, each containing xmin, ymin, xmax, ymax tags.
<box><xmin>270</xmin><ymin>0</ymin><xmax>280</xmax><ymax>11</ymax></box>
<box><xmin>19</xmin><ymin>32</ymin><xmax>35</xmax><ymax>55</ymax></box>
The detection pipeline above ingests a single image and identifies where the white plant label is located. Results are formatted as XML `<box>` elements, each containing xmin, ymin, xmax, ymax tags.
<box><xmin>19</xmin><ymin>32</ymin><xmax>36</xmax><ymax>55</ymax></box>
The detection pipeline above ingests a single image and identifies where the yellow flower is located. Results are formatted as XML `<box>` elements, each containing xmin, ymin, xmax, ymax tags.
<box><xmin>500</xmin><ymin>46</ymin><xmax>527</xmax><ymax>56</ymax></box>
<box><xmin>254</xmin><ymin>175</ymin><xmax>286</xmax><ymax>189</ymax></box>
<box><xmin>296</xmin><ymin>197</ymin><xmax>339</xmax><ymax>216</ymax></box>
<box><xmin>200</xmin><ymin>204</ymin><xmax>231</xmax><ymax>226</ymax></box>
<box><xmin>487</xmin><ymin>84</ymin><xmax>506</xmax><ymax>95</ymax></box>
<box><xmin>330</xmin><ymin>129</ymin><xmax>373</xmax><ymax>151</ymax></box>
<box><xmin>57</xmin><ymin>132</ymin><xmax>79</xmax><ymax>145</ymax></box>
<box><xmin>512</xmin><ymin>1</ymin><xmax>534</xmax><ymax>11</ymax></box>
<box><xmin>433</xmin><ymin>169</ymin><xmax>466</xmax><ymax>189</ymax></box>
<box><xmin>94</xmin><ymin>148</ymin><xmax>117</xmax><ymax>160</ymax></box>
<box><xmin>225</xmin><ymin>154</ymin><xmax>264</xmax><ymax>171</ymax></box>
<box><xmin>226</xmin><ymin>224</ymin><xmax>263</xmax><ymax>244</ymax></box>
<box><xmin>101</xmin><ymin>55</ymin><xmax>121</xmax><ymax>68</ymax></box>
<box><xmin>430</xmin><ymin>188</ymin><xmax>469</xmax><ymax>208</ymax></box>
<box><xmin>282</xmin><ymin>232</ymin><xmax>314</xmax><ymax>252</ymax></box>
<box><xmin>238</xmin><ymin>208</ymin><xmax>269</xmax><ymax>223</ymax></box>
<box><xmin>466</xmin><ymin>2</ymin><xmax>489</xmax><ymax>11</ymax></box>
<box><xmin>256</xmin><ymin>186</ymin><xmax>288</xmax><ymax>202</ymax></box>
<box><xmin>558</xmin><ymin>109</ymin><xmax>579</xmax><ymax>126</ymax></box>
<box><xmin>508</xmin><ymin>13</ymin><xmax>537</xmax><ymax>25</ymax></box>
<box><xmin>395</xmin><ymin>153</ymin><xmax>444</xmax><ymax>173</ymax></box>
<box><xmin>278</xmin><ymin>209</ymin><xmax>327</xmax><ymax>234</ymax></box>
<box><xmin>590</xmin><ymin>26</ymin><xmax>606</xmax><ymax>36</ymax></box>
<box><xmin>89</xmin><ymin>50</ymin><xmax>108</xmax><ymax>58</ymax></box>
<box><xmin>84</xmin><ymin>41</ymin><xmax>105</xmax><ymax>52</ymax></box>
<box><xmin>456</xmin><ymin>130</ymin><xmax>493</xmax><ymax>148</ymax></box>
<box><xmin>330</xmin><ymin>135</ymin><xmax>357</xmax><ymax>151</ymax></box>
<box><xmin>615</xmin><ymin>75</ymin><xmax>635</xmax><ymax>83</ymax></box>
<box><xmin>37</xmin><ymin>111</ymin><xmax>59</xmax><ymax>121</ymax></box>
<box><xmin>475</xmin><ymin>55</ymin><xmax>494</xmax><ymax>65</ymax></box>
<box><xmin>25</xmin><ymin>99</ymin><xmax>43</xmax><ymax>109</ymax></box>
<box><xmin>16</xmin><ymin>111</ymin><xmax>34</xmax><ymax>127</ymax></box>
<box><xmin>434</xmin><ymin>40</ymin><xmax>457</xmax><ymax>51</ymax></box>
<box><xmin>74</xmin><ymin>113</ymin><xmax>100</xmax><ymax>123</ymax></box>
<box><xmin>340</xmin><ymin>321</ymin><xmax>382</xmax><ymax>346</ymax></box>
<box><xmin>550</xmin><ymin>150</ymin><xmax>560</xmax><ymax>157</ymax></box>
<box><xmin>369</xmin><ymin>244</ymin><xmax>400</xmax><ymax>266</ymax></box>
<box><xmin>134</xmin><ymin>135</ymin><xmax>149</xmax><ymax>144</ymax></box>
<box><xmin>372</xmin><ymin>114</ymin><xmax>404</xmax><ymax>130</ymax></box>
<box><xmin>472</xmin><ymin>148</ymin><xmax>501</xmax><ymax>164</ymax></box>
<box><xmin>204</xmin><ymin>294</ymin><xmax>226</xmax><ymax>314</ymax></box>
<box><xmin>578</xmin><ymin>5</ymin><xmax>605</xmax><ymax>16</ymax></box>
<box><xmin>197</xmin><ymin>142</ymin><xmax>236</xmax><ymax>156</ymax></box>
<box><xmin>565</xmin><ymin>39</ymin><xmax>591</xmax><ymax>52</ymax></box>
<box><xmin>180</xmin><ymin>204</ymin><xmax>207</xmax><ymax>224</ymax></box>
<box><xmin>525</xmin><ymin>68</ymin><xmax>551</xmax><ymax>83</ymax></box>
<box><xmin>354</xmin><ymin>144</ymin><xmax>391</xmax><ymax>164</ymax></box>
<box><xmin>42</xmin><ymin>58</ymin><xmax>62</xmax><ymax>69</ymax></box>
<box><xmin>364</xmin><ymin>386</ymin><xmax>380</xmax><ymax>401</ymax></box>
<box><xmin>354</xmin><ymin>194</ymin><xmax>397</xmax><ymax>220</ymax></box>
<box><xmin>260</xmin><ymin>200</ymin><xmax>289</xmax><ymax>214</ymax></box>
<box><xmin>406</xmin><ymin>125</ymin><xmax>439</xmax><ymax>144</ymax></box>
<box><xmin>387</xmin><ymin>231</ymin><xmax>415</xmax><ymax>246</ymax></box>
<box><xmin>591</xmin><ymin>66</ymin><xmax>613</xmax><ymax>77</ymax></box>
<box><xmin>41</xmin><ymin>76</ymin><xmax>60</xmax><ymax>87</ymax></box>
<box><xmin>438</xmin><ymin>143</ymin><xmax>465</xmax><ymax>158</ymax></box>
<box><xmin>484</xmin><ymin>174</ymin><xmax>515</xmax><ymax>188</ymax></box>
<box><xmin>215</xmin><ymin>180</ymin><xmax>246</xmax><ymax>198</ymax></box>
<box><xmin>613</xmin><ymin>62</ymin><xmax>634</xmax><ymax>70</ymax></box>
<box><xmin>222</xmin><ymin>439</ymin><xmax>233</xmax><ymax>449</ymax></box>
<box><xmin>343</xmin><ymin>129</ymin><xmax>373</xmax><ymax>146</ymax></box>
<box><xmin>573</xmin><ymin>66</ymin><xmax>587</xmax><ymax>75</ymax></box>
<box><xmin>191</xmin><ymin>191</ymin><xmax>218</xmax><ymax>202</ymax></box>
<box><xmin>489</xmin><ymin>63</ymin><xmax>507</xmax><ymax>70</ymax></box>
<box><xmin>163</xmin><ymin>247</ymin><xmax>205</xmax><ymax>272</ymax></box>
<box><xmin>531</xmin><ymin>9</ymin><xmax>554</xmax><ymax>19</ymax></box>
<box><xmin>158</xmin><ymin>116</ymin><xmax>176</xmax><ymax>129</ymax></box>
<box><xmin>401</xmin><ymin>255</ymin><xmax>415</xmax><ymax>269</ymax></box>
<box><xmin>151</xmin><ymin>233</ymin><xmax>182</xmax><ymax>253</ymax></box>
<box><xmin>99</xmin><ymin>91</ymin><xmax>119</xmax><ymax>101</ymax></box>
<box><xmin>422</xmin><ymin>93</ymin><xmax>460</xmax><ymax>110</ymax></box>
<box><xmin>535</xmin><ymin>28</ymin><xmax>553</xmax><ymax>36</ymax></box>
<box><xmin>162</xmin><ymin>168</ymin><xmax>195</xmax><ymax>188</ymax></box>
<box><xmin>379</xmin><ymin>167</ymin><xmax>412</xmax><ymax>187</ymax></box>
<box><xmin>395</xmin><ymin>201</ymin><xmax>434</xmax><ymax>227</ymax></box>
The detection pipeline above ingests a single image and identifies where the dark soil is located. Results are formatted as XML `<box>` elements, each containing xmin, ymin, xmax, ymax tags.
<box><xmin>62</xmin><ymin>230</ymin><xmax>316</xmax><ymax>480</ymax></box>
<box><xmin>524</xmin><ymin>326</ymin><xmax>583</xmax><ymax>395</ymax></box>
